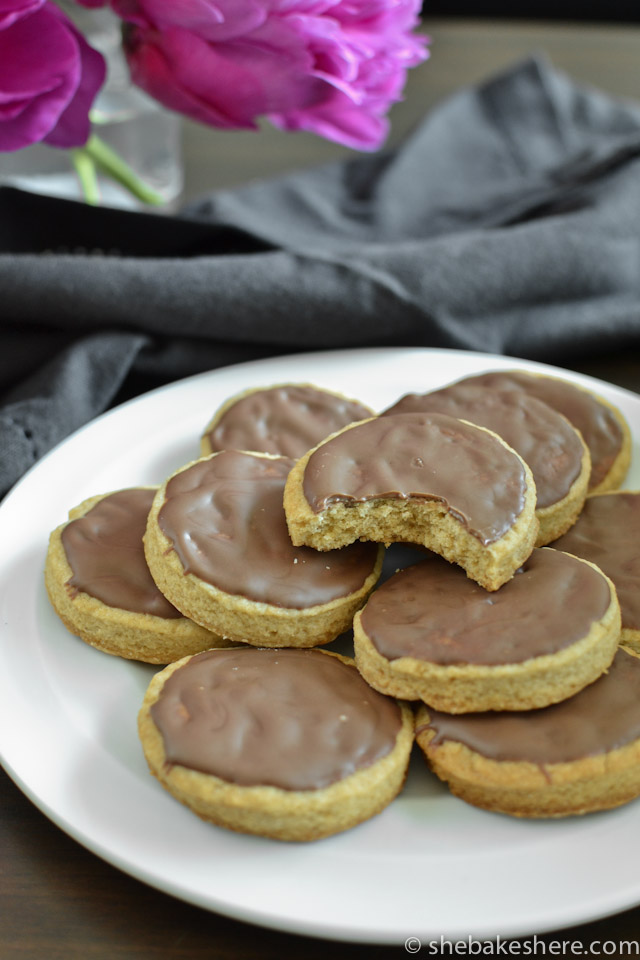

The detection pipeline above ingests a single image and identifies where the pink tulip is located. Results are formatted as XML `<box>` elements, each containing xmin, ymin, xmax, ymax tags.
<box><xmin>118</xmin><ymin>0</ymin><xmax>428</xmax><ymax>150</ymax></box>
<box><xmin>0</xmin><ymin>0</ymin><xmax>105</xmax><ymax>151</ymax></box>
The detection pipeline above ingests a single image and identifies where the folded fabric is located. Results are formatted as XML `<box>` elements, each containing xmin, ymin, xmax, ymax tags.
<box><xmin>1</xmin><ymin>55</ymin><xmax>639</xmax><ymax>496</ymax></box>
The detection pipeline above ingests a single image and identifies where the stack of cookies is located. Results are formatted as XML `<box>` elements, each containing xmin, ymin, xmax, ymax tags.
<box><xmin>45</xmin><ymin>375</ymin><xmax>640</xmax><ymax>840</ymax></box>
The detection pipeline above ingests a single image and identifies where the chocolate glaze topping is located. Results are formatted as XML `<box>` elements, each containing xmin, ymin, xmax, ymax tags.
<box><xmin>151</xmin><ymin>648</ymin><xmax>402</xmax><ymax>790</ymax></box>
<box><xmin>382</xmin><ymin>385</ymin><xmax>584</xmax><ymax>509</ymax></box>
<box><xmin>157</xmin><ymin>451</ymin><xmax>378</xmax><ymax>608</ymax></box>
<box><xmin>207</xmin><ymin>384</ymin><xmax>372</xmax><ymax>459</ymax></box>
<box><xmin>454</xmin><ymin>371</ymin><xmax>622</xmax><ymax>490</ymax></box>
<box><xmin>361</xmin><ymin>548</ymin><xmax>611</xmax><ymax>665</ymax></box>
<box><xmin>421</xmin><ymin>649</ymin><xmax>640</xmax><ymax>764</ymax></box>
<box><xmin>553</xmin><ymin>492</ymin><xmax>640</xmax><ymax>631</ymax></box>
<box><xmin>302</xmin><ymin>412</ymin><xmax>528</xmax><ymax>545</ymax></box>
<box><xmin>62</xmin><ymin>488</ymin><xmax>181</xmax><ymax>618</ymax></box>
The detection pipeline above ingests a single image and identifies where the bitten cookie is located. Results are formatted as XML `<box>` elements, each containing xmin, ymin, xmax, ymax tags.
<box><xmin>415</xmin><ymin>649</ymin><xmax>640</xmax><ymax>818</ymax></box>
<box><xmin>451</xmin><ymin>369</ymin><xmax>631</xmax><ymax>494</ymax></box>
<box><xmin>354</xmin><ymin>549</ymin><xmax>620</xmax><ymax>712</ymax></box>
<box><xmin>45</xmin><ymin>488</ymin><xmax>222</xmax><ymax>663</ymax></box>
<box><xmin>144</xmin><ymin>450</ymin><xmax>383</xmax><ymax>646</ymax></box>
<box><xmin>138</xmin><ymin>647</ymin><xmax>414</xmax><ymax>841</ymax></box>
<box><xmin>200</xmin><ymin>383</ymin><xmax>373</xmax><ymax>459</ymax></box>
<box><xmin>553</xmin><ymin>491</ymin><xmax>640</xmax><ymax>654</ymax></box>
<box><xmin>382</xmin><ymin>384</ymin><xmax>590</xmax><ymax>546</ymax></box>
<box><xmin>284</xmin><ymin>412</ymin><xmax>539</xmax><ymax>592</ymax></box>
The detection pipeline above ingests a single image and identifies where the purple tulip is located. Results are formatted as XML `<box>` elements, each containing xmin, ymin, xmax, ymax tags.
<box><xmin>118</xmin><ymin>0</ymin><xmax>428</xmax><ymax>150</ymax></box>
<box><xmin>0</xmin><ymin>0</ymin><xmax>45</xmax><ymax>29</ymax></box>
<box><xmin>0</xmin><ymin>0</ymin><xmax>106</xmax><ymax>151</ymax></box>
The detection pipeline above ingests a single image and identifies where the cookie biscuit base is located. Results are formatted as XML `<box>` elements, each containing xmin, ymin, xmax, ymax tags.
<box><xmin>534</xmin><ymin>434</ymin><xmax>590</xmax><ymax>546</ymax></box>
<box><xmin>353</xmin><ymin>555</ymin><xmax>621</xmax><ymax>713</ymax></box>
<box><xmin>144</xmin><ymin>459</ymin><xmax>384</xmax><ymax>646</ymax></box>
<box><xmin>415</xmin><ymin>699</ymin><xmax>640</xmax><ymax>818</ymax></box>
<box><xmin>45</xmin><ymin>492</ymin><xmax>223</xmax><ymax>664</ymax></box>
<box><xmin>284</xmin><ymin>419</ymin><xmax>539</xmax><ymax>592</ymax></box>
<box><xmin>527</xmin><ymin>374</ymin><xmax>632</xmax><ymax>496</ymax></box>
<box><xmin>138</xmin><ymin>651</ymin><xmax>414</xmax><ymax>841</ymax></box>
<box><xmin>622</xmin><ymin>629</ymin><xmax>640</xmax><ymax>655</ymax></box>
<box><xmin>591</xmin><ymin>393</ymin><xmax>632</xmax><ymax>494</ymax></box>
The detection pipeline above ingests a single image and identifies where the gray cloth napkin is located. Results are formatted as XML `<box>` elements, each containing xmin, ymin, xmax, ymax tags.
<box><xmin>1</xmin><ymin>55</ymin><xmax>639</xmax><ymax>496</ymax></box>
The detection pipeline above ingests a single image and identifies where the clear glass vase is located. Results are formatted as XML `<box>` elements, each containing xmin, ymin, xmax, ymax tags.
<box><xmin>0</xmin><ymin>4</ymin><xmax>183</xmax><ymax>209</ymax></box>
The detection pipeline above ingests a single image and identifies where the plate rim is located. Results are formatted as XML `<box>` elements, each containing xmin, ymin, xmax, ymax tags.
<box><xmin>2</xmin><ymin>345</ymin><xmax>640</xmax><ymax>945</ymax></box>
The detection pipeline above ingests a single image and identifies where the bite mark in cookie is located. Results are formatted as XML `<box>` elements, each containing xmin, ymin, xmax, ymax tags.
<box><xmin>382</xmin><ymin>384</ymin><xmax>590</xmax><ymax>546</ymax></box>
<box><xmin>284</xmin><ymin>412</ymin><xmax>539</xmax><ymax>591</ymax></box>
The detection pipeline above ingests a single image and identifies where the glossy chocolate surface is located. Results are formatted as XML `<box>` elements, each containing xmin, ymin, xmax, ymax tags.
<box><xmin>382</xmin><ymin>384</ymin><xmax>584</xmax><ymax>509</ymax></box>
<box><xmin>422</xmin><ymin>650</ymin><xmax>640</xmax><ymax>764</ymax></box>
<box><xmin>454</xmin><ymin>370</ymin><xmax>622</xmax><ymax>490</ymax></box>
<box><xmin>361</xmin><ymin>548</ymin><xmax>611</xmax><ymax>665</ymax></box>
<box><xmin>553</xmin><ymin>492</ymin><xmax>640</xmax><ymax>631</ymax></box>
<box><xmin>207</xmin><ymin>384</ymin><xmax>372</xmax><ymax>459</ymax></box>
<box><xmin>157</xmin><ymin>451</ymin><xmax>378</xmax><ymax>608</ymax></box>
<box><xmin>302</xmin><ymin>412</ymin><xmax>528</xmax><ymax>545</ymax></box>
<box><xmin>151</xmin><ymin>648</ymin><xmax>402</xmax><ymax>790</ymax></box>
<box><xmin>62</xmin><ymin>488</ymin><xmax>181</xmax><ymax>618</ymax></box>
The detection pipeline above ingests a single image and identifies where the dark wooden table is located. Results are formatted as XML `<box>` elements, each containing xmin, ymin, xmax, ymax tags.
<box><xmin>3</xmin><ymin>18</ymin><xmax>640</xmax><ymax>960</ymax></box>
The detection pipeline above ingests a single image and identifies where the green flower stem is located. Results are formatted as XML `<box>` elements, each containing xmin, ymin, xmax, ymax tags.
<box><xmin>71</xmin><ymin>147</ymin><xmax>100</xmax><ymax>206</ymax></box>
<box><xmin>74</xmin><ymin>133</ymin><xmax>165</xmax><ymax>206</ymax></box>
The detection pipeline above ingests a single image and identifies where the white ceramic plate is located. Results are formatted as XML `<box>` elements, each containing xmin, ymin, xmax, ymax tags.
<box><xmin>2</xmin><ymin>347</ymin><xmax>640</xmax><ymax>945</ymax></box>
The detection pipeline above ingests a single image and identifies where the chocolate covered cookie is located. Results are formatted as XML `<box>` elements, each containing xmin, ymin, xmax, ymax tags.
<box><xmin>284</xmin><ymin>412</ymin><xmax>539</xmax><ymax>591</ymax></box>
<box><xmin>45</xmin><ymin>488</ymin><xmax>221</xmax><ymax>663</ymax></box>
<box><xmin>382</xmin><ymin>384</ymin><xmax>590</xmax><ymax>546</ymax></box>
<box><xmin>201</xmin><ymin>383</ymin><xmax>373</xmax><ymax>459</ymax></box>
<box><xmin>138</xmin><ymin>647</ymin><xmax>414</xmax><ymax>841</ymax></box>
<box><xmin>451</xmin><ymin>370</ymin><xmax>630</xmax><ymax>494</ymax></box>
<box><xmin>553</xmin><ymin>491</ymin><xmax>640</xmax><ymax>653</ymax></box>
<box><xmin>144</xmin><ymin>451</ymin><xmax>383</xmax><ymax>646</ymax></box>
<box><xmin>354</xmin><ymin>549</ymin><xmax>620</xmax><ymax>712</ymax></box>
<box><xmin>415</xmin><ymin>649</ymin><xmax>640</xmax><ymax>818</ymax></box>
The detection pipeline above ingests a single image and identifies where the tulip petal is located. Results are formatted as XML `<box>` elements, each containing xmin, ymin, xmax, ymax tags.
<box><xmin>0</xmin><ymin>6</ymin><xmax>79</xmax><ymax>150</ymax></box>
<box><xmin>0</xmin><ymin>0</ymin><xmax>45</xmax><ymax>30</ymax></box>
<box><xmin>124</xmin><ymin>27</ymin><xmax>251</xmax><ymax>128</ymax></box>
<box><xmin>270</xmin><ymin>87</ymin><xmax>389</xmax><ymax>150</ymax></box>
<box><xmin>0</xmin><ymin>3</ymin><xmax>105</xmax><ymax>150</ymax></box>
<box><xmin>118</xmin><ymin>0</ymin><xmax>269</xmax><ymax>42</ymax></box>
<box><xmin>43</xmin><ymin>8</ymin><xmax>106</xmax><ymax>147</ymax></box>
<box><xmin>125</xmin><ymin>22</ymin><xmax>317</xmax><ymax>127</ymax></box>
<box><xmin>119</xmin><ymin>0</ymin><xmax>428</xmax><ymax>152</ymax></box>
